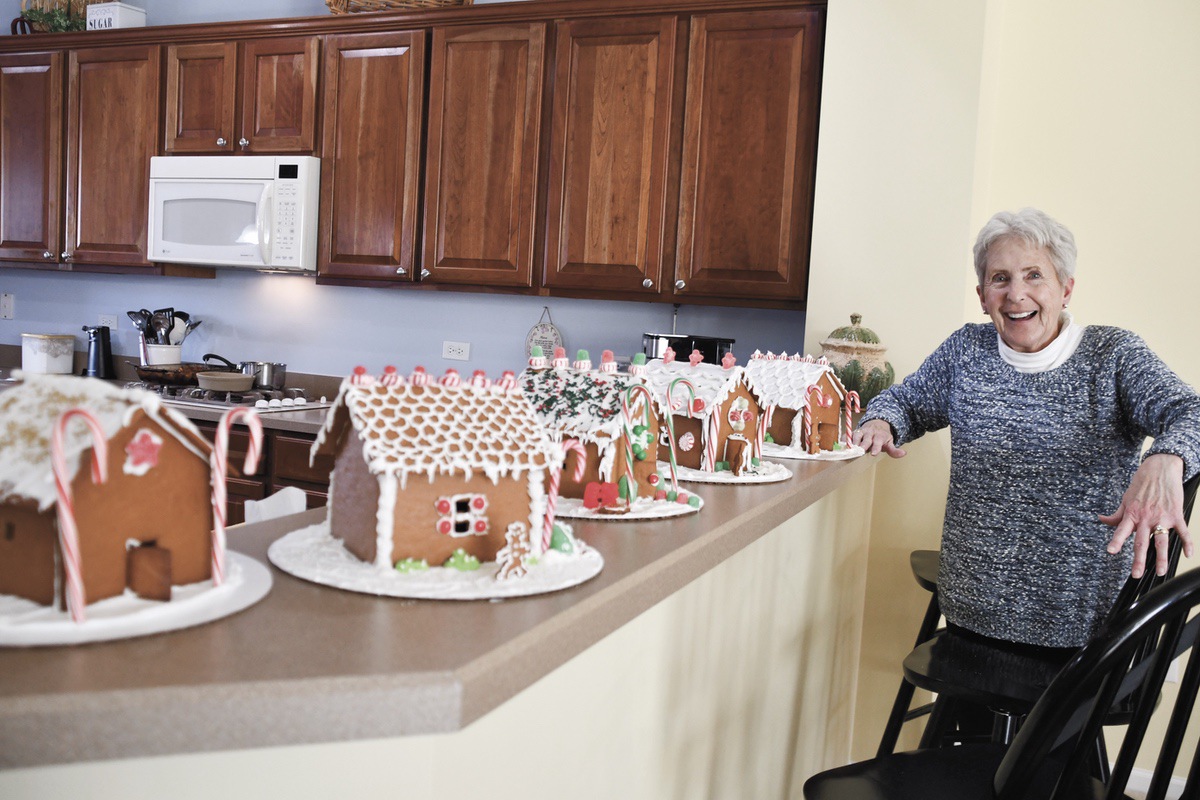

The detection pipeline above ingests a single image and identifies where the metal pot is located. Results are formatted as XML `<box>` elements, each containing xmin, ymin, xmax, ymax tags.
<box><xmin>204</xmin><ymin>354</ymin><xmax>287</xmax><ymax>390</ymax></box>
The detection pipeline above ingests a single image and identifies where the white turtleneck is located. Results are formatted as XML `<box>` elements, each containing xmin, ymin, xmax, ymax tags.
<box><xmin>997</xmin><ymin>311</ymin><xmax>1085</xmax><ymax>373</ymax></box>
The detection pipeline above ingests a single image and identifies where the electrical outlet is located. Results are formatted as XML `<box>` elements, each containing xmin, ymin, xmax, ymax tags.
<box><xmin>98</xmin><ymin>314</ymin><xmax>119</xmax><ymax>330</ymax></box>
<box><xmin>0</xmin><ymin>293</ymin><xmax>13</xmax><ymax>320</ymax></box>
<box><xmin>442</xmin><ymin>340</ymin><xmax>470</xmax><ymax>361</ymax></box>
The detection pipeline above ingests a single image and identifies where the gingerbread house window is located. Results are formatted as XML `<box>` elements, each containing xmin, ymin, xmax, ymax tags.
<box><xmin>435</xmin><ymin>494</ymin><xmax>490</xmax><ymax>538</ymax></box>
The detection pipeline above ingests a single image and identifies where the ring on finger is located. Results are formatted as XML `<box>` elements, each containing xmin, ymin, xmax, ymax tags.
<box><xmin>1152</xmin><ymin>525</ymin><xmax>1169</xmax><ymax>536</ymax></box>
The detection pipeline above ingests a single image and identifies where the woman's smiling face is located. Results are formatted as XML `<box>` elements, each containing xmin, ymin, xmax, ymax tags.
<box><xmin>977</xmin><ymin>236</ymin><xmax>1075</xmax><ymax>353</ymax></box>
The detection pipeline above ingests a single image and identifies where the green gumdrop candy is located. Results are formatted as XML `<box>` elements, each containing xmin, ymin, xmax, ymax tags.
<box><xmin>688</xmin><ymin>495</ymin><xmax>701</xmax><ymax>508</ymax></box>
<box><xmin>632</xmin><ymin>353</ymin><xmax>647</xmax><ymax>365</ymax></box>
<box><xmin>531</xmin><ymin>345</ymin><xmax>544</xmax><ymax>358</ymax></box>
<box><xmin>576</xmin><ymin>349</ymin><xmax>590</xmax><ymax>360</ymax></box>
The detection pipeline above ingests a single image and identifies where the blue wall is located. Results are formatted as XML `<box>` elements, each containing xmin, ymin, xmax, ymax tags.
<box><xmin>0</xmin><ymin>0</ymin><xmax>807</xmax><ymax>377</ymax></box>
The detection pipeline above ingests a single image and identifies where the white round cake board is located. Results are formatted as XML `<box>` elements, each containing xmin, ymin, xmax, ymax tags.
<box><xmin>0</xmin><ymin>552</ymin><xmax>272</xmax><ymax>647</ymax></box>
<box><xmin>267</xmin><ymin>520</ymin><xmax>604</xmax><ymax>601</ymax></box>
<box><xmin>661</xmin><ymin>460</ymin><xmax>793</xmax><ymax>485</ymax></box>
<box><xmin>554</xmin><ymin>492</ymin><xmax>703</xmax><ymax>521</ymax></box>
<box><xmin>761</xmin><ymin>442</ymin><xmax>865</xmax><ymax>461</ymax></box>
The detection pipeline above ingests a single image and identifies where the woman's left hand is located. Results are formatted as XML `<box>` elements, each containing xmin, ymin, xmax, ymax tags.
<box><xmin>1100</xmin><ymin>453</ymin><xmax>1193</xmax><ymax>578</ymax></box>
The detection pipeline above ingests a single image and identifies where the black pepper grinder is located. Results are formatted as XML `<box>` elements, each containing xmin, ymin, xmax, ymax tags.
<box><xmin>82</xmin><ymin>325</ymin><xmax>115</xmax><ymax>379</ymax></box>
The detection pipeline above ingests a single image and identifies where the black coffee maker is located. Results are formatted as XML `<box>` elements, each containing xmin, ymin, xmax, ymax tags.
<box><xmin>81</xmin><ymin>325</ymin><xmax>115</xmax><ymax>379</ymax></box>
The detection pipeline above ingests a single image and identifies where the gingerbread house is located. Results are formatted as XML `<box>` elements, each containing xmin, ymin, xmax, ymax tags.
<box><xmin>520</xmin><ymin>349</ymin><xmax>662</xmax><ymax>505</ymax></box>
<box><xmin>311</xmin><ymin>367</ymin><xmax>560</xmax><ymax>569</ymax></box>
<box><xmin>744</xmin><ymin>351</ymin><xmax>855</xmax><ymax>453</ymax></box>
<box><xmin>641</xmin><ymin>351</ymin><xmax>765</xmax><ymax>475</ymax></box>
<box><xmin>0</xmin><ymin>374</ymin><xmax>216</xmax><ymax>611</ymax></box>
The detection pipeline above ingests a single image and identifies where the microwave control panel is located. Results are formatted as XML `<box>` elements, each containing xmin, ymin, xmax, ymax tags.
<box><xmin>271</xmin><ymin>158</ymin><xmax>319</xmax><ymax>270</ymax></box>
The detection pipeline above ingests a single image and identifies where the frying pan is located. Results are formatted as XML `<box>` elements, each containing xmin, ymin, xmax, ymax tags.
<box><xmin>134</xmin><ymin>361</ymin><xmax>237</xmax><ymax>385</ymax></box>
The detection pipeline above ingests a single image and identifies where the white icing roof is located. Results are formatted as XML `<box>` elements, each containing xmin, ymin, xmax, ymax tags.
<box><xmin>518</xmin><ymin>368</ymin><xmax>656</xmax><ymax>442</ymax></box>
<box><xmin>0</xmin><ymin>373</ymin><xmax>210</xmax><ymax>511</ymax></box>
<box><xmin>640</xmin><ymin>359</ymin><xmax>747</xmax><ymax>418</ymax></box>
<box><xmin>744</xmin><ymin>354</ymin><xmax>845</xmax><ymax>409</ymax></box>
<box><xmin>315</xmin><ymin>377</ymin><xmax>557</xmax><ymax>485</ymax></box>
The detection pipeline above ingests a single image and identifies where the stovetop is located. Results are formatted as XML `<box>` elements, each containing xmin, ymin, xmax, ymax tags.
<box><xmin>125</xmin><ymin>382</ymin><xmax>333</xmax><ymax>414</ymax></box>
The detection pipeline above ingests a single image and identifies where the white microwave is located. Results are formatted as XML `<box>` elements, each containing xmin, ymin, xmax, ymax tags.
<box><xmin>148</xmin><ymin>155</ymin><xmax>320</xmax><ymax>272</ymax></box>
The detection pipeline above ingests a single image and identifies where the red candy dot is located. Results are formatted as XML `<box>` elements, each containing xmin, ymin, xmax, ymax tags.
<box><xmin>353</xmin><ymin>365</ymin><xmax>367</xmax><ymax>375</ymax></box>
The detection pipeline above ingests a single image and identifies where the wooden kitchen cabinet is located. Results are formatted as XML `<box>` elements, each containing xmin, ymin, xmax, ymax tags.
<box><xmin>673</xmin><ymin>9</ymin><xmax>824</xmax><ymax>304</ymax></box>
<box><xmin>421</xmin><ymin>23</ymin><xmax>546</xmax><ymax>289</ymax></box>
<box><xmin>64</xmin><ymin>44</ymin><xmax>161</xmax><ymax>269</ymax></box>
<box><xmin>542</xmin><ymin>16</ymin><xmax>679</xmax><ymax>296</ymax></box>
<box><xmin>318</xmin><ymin>30</ymin><xmax>426</xmax><ymax>282</ymax></box>
<box><xmin>164</xmin><ymin>36</ymin><xmax>319</xmax><ymax>155</ymax></box>
<box><xmin>272</xmin><ymin>434</ymin><xmax>334</xmax><ymax>511</ymax></box>
<box><xmin>0</xmin><ymin>51</ymin><xmax>63</xmax><ymax>266</ymax></box>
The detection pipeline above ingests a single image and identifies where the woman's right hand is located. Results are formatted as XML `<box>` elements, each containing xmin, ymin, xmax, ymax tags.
<box><xmin>854</xmin><ymin>418</ymin><xmax>907</xmax><ymax>458</ymax></box>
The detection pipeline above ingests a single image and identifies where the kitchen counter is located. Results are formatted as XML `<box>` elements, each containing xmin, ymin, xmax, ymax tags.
<box><xmin>0</xmin><ymin>454</ymin><xmax>876</xmax><ymax>775</ymax></box>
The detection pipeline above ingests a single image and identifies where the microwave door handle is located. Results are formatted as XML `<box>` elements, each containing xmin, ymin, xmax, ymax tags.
<box><xmin>257</xmin><ymin>184</ymin><xmax>273</xmax><ymax>265</ymax></box>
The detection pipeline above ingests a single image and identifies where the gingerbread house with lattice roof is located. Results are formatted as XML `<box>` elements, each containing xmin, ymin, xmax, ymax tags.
<box><xmin>641</xmin><ymin>352</ymin><xmax>765</xmax><ymax>474</ymax></box>
<box><xmin>519</xmin><ymin>352</ymin><xmax>662</xmax><ymax>502</ymax></box>
<box><xmin>312</xmin><ymin>367</ymin><xmax>560</xmax><ymax>569</ymax></box>
<box><xmin>744</xmin><ymin>351</ymin><xmax>851</xmax><ymax>453</ymax></box>
<box><xmin>0</xmin><ymin>374</ymin><xmax>216</xmax><ymax>610</ymax></box>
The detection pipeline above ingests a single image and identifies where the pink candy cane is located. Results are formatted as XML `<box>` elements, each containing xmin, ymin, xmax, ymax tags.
<box><xmin>803</xmin><ymin>384</ymin><xmax>829</xmax><ymax>453</ymax></box>
<box><xmin>51</xmin><ymin>409</ymin><xmax>109</xmax><ymax>622</ymax></box>
<box><xmin>664</xmin><ymin>378</ymin><xmax>696</xmax><ymax>491</ymax></box>
<box><xmin>211</xmin><ymin>407</ymin><xmax>263</xmax><ymax>586</ymax></box>
<box><xmin>842</xmin><ymin>390</ymin><xmax>861</xmax><ymax>445</ymax></box>
<box><xmin>703</xmin><ymin>413</ymin><xmax>720</xmax><ymax>472</ymax></box>
<box><xmin>755</xmin><ymin>404</ymin><xmax>775</xmax><ymax>460</ymax></box>
<box><xmin>543</xmin><ymin>438</ymin><xmax>587</xmax><ymax>550</ymax></box>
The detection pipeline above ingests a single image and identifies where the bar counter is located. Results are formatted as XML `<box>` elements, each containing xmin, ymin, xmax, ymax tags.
<box><xmin>0</xmin><ymin>454</ymin><xmax>877</xmax><ymax>798</ymax></box>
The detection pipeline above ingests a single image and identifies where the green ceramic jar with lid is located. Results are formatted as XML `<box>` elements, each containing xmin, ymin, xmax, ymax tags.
<box><xmin>819</xmin><ymin>314</ymin><xmax>894</xmax><ymax>406</ymax></box>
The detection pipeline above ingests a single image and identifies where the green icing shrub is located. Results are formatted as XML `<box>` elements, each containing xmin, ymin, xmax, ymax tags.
<box><xmin>395</xmin><ymin>558</ymin><xmax>429</xmax><ymax>573</ymax></box>
<box><xmin>444</xmin><ymin>549</ymin><xmax>481</xmax><ymax>571</ymax></box>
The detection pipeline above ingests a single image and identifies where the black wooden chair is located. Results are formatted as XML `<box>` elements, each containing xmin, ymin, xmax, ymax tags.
<box><xmin>878</xmin><ymin>472</ymin><xmax>1199</xmax><ymax>756</ymax></box>
<box><xmin>805</xmin><ymin>565</ymin><xmax>1200</xmax><ymax>800</ymax></box>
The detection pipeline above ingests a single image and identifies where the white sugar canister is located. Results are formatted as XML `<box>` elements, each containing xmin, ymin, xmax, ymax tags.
<box><xmin>21</xmin><ymin>334</ymin><xmax>75</xmax><ymax>374</ymax></box>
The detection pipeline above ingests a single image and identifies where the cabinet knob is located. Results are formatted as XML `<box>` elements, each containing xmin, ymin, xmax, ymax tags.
<box><xmin>420</xmin><ymin>269</ymin><xmax>430</xmax><ymax>279</ymax></box>
<box><xmin>216</xmin><ymin>137</ymin><xmax>227</xmax><ymax>147</ymax></box>
<box><xmin>43</xmin><ymin>250</ymin><xmax>53</xmax><ymax>259</ymax></box>
<box><xmin>395</xmin><ymin>267</ymin><xmax>407</xmax><ymax>275</ymax></box>
<box><xmin>238</xmin><ymin>137</ymin><xmax>250</xmax><ymax>148</ymax></box>
<box><xmin>61</xmin><ymin>251</ymin><xmax>72</xmax><ymax>261</ymax></box>
<box><xmin>675</xmin><ymin>279</ymin><xmax>686</xmax><ymax>290</ymax></box>
<box><xmin>642</xmin><ymin>278</ymin><xmax>653</xmax><ymax>289</ymax></box>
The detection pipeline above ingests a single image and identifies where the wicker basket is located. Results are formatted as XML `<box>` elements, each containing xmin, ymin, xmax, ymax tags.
<box><xmin>327</xmin><ymin>0</ymin><xmax>472</xmax><ymax>12</ymax></box>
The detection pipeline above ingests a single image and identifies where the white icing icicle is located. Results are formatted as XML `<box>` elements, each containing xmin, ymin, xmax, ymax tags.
<box><xmin>375</xmin><ymin>472</ymin><xmax>398</xmax><ymax>569</ymax></box>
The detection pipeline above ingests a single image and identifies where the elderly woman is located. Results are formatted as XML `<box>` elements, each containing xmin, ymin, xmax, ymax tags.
<box><xmin>855</xmin><ymin>208</ymin><xmax>1200</xmax><ymax>649</ymax></box>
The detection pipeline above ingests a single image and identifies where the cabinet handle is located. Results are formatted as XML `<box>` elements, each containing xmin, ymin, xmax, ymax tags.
<box><xmin>61</xmin><ymin>251</ymin><xmax>72</xmax><ymax>261</ymax></box>
<box><xmin>675</xmin><ymin>279</ymin><xmax>686</xmax><ymax>290</ymax></box>
<box><xmin>395</xmin><ymin>267</ymin><xmax>406</xmax><ymax>275</ymax></box>
<box><xmin>642</xmin><ymin>278</ymin><xmax>654</xmax><ymax>289</ymax></box>
<box><xmin>216</xmin><ymin>137</ymin><xmax>227</xmax><ymax>147</ymax></box>
<box><xmin>43</xmin><ymin>250</ymin><xmax>53</xmax><ymax>260</ymax></box>
<box><xmin>420</xmin><ymin>269</ymin><xmax>430</xmax><ymax>279</ymax></box>
<box><xmin>238</xmin><ymin>137</ymin><xmax>250</xmax><ymax>148</ymax></box>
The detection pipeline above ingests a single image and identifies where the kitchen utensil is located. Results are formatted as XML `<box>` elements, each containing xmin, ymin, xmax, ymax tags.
<box><xmin>169</xmin><ymin>317</ymin><xmax>187</xmax><ymax>345</ymax></box>
<box><xmin>182</xmin><ymin>319</ymin><xmax>202</xmax><ymax>341</ymax></box>
<box><xmin>149</xmin><ymin>311</ymin><xmax>173</xmax><ymax>345</ymax></box>
<box><xmin>135</xmin><ymin>361</ymin><xmax>237</xmax><ymax>385</ymax></box>
<box><xmin>203</xmin><ymin>353</ymin><xmax>288</xmax><ymax>390</ymax></box>
<box><xmin>196</xmin><ymin>371</ymin><xmax>255</xmax><ymax>392</ymax></box>
<box><xmin>144</xmin><ymin>344</ymin><xmax>183</xmax><ymax>365</ymax></box>
<box><xmin>126</xmin><ymin>309</ymin><xmax>151</xmax><ymax>336</ymax></box>
<box><xmin>81</xmin><ymin>326</ymin><xmax>114</xmax><ymax>379</ymax></box>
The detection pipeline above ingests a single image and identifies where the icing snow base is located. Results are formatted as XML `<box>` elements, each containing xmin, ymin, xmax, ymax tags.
<box><xmin>663</xmin><ymin>460</ymin><xmax>792</xmax><ymax>484</ymax></box>
<box><xmin>267</xmin><ymin>520</ymin><xmax>603</xmax><ymax>600</ymax></box>
<box><xmin>760</xmin><ymin>442</ymin><xmax>865</xmax><ymax>462</ymax></box>
<box><xmin>0</xmin><ymin>552</ymin><xmax>271</xmax><ymax>647</ymax></box>
<box><xmin>554</xmin><ymin>493</ymin><xmax>703</xmax><ymax>521</ymax></box>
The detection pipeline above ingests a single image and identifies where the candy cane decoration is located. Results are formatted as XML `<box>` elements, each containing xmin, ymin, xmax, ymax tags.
<box><xmin>842</xmin><ymin>390</ymin><xmax>861</xmax><ymax>446</ymax></box>
<box><xmin>664</xmin><ymin>378</ymin><xmax>696</xmax><ymax>491</ymax></box>
<box><xmin>211</xmin><ymin>407</ymin><xmax>263</xmax><ymax>586</ymax></box>
<box><xmin>543</xmin><ymin>438</ymin><xmax>587</xmax><ymax>550</ymax></box>
<box><xmin>755</xmin><ymin>404</ymin><xmax>775</xmax><ymax>460</ymax></box>
<box><xmin>621</xmin><ymin>384</ymin><xmax>656</xmax><ymax>501</ymax></box>
<box><xmin>51</xmin><ymin>409</ymin><xmax>109</xmax><ymax>622</ymax></box>
<box><xmin>703</xmin><ymin>413</ymin><xmax>721</xmax><ymax>471</ymax></box>
<box><xmin>803</xmin><ymin>384</ymin><xmax>828</xmax><ymax>454</ymax></box>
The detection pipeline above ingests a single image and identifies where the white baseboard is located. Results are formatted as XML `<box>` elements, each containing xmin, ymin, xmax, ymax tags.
<box><xmin>1125</xmin><ymin>767</ymin><xmax>1186</xmax><ymax>799</ymax></box>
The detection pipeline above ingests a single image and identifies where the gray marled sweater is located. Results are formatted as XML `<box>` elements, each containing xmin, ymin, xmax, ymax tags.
<box><xmin>863</xmin><ymin>324</ymin><xmax>1200</xmax><ymax>647</ymax></box>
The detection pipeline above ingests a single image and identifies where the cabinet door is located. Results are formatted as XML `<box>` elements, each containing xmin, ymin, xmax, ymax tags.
<box><xmin>238</xmin><ymin>37</ymin><xmax>320</xmax><ymax>154</ymax></box>
<box><xmin>674</xmin><ymin>10</ymin><xmax>824</xmax><ymax>303</ymax></box>
<box><xmin>319</xmin><ymin>30</ymin><xmax>425</xmax><ymax>282</ymax></box>
<box><xmin>65</xmin><ymin>45</ymin><xmax>160</xmax><ymax>268</ymax></box>
<box><xmin>164</xmin><ymin>41</ymin><xmax>237</xmax><ymax>154</ymax></box>
<box><xmin>0</xmin><ymin>51</ymin><xmax>63</xmax><ymax>265</ymax></box>
<box><xmin>423</xmin><ymin>23</ymin><xmax>545</xmax><ymax>288</ymax></box>
<box><xmin>543</xmin><ymin>17</ymin><xmax>677</xmax><ymax>295</ymax></box>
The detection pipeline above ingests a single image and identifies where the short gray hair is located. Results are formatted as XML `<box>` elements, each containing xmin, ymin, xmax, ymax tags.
<box><xmin>972</xmin><ymin>208</ymin><xmax>1077</xmax><ymax>286</ymax></box>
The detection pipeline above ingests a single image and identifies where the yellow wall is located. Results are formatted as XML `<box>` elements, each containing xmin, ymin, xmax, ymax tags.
<box><xmin>808</xmin><ymin>0</ymin><xmax>1200</xmax><ymax>771</ymax></box>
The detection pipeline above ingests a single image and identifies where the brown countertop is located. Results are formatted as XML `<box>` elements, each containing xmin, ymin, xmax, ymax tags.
<box><xmin>0</xmin><ymin>453</ymin><xmax>874</xmax><ymax>769</ymax></box>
